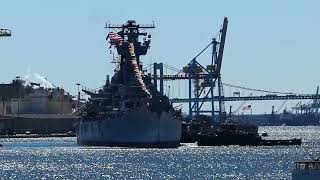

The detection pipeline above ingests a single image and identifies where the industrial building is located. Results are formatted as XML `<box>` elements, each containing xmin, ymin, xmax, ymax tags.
<box><xmin>0</xmin><ymin>78</ymin><xmax>77</xmax><ymax>134</ymax></box>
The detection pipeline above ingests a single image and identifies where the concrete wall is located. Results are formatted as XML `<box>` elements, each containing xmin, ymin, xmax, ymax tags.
<box><xmin>11</xmin><ymin>99</ymin><xmax>31</xmax><ymax>114</ymax></box>
<box><xmin>0</xmin><ymin>116</ymin><xmax>77</xmax><ymax>134</ymax></box>
<box><xmin>11</xmin><ymin>97</ymin><xmax>72</xmax><ymax>114</ymax></box>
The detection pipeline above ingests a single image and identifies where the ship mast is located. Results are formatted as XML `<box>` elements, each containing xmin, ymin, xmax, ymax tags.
<box><xmin>106</xmin><ymin>20</ymin><xmax>155</xmax><ymax>84</ymax></box>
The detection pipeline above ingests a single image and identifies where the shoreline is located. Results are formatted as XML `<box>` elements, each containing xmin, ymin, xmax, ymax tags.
<box><xmin>0</xmin><ymin>133</ymin><xmax>76</xmax><ymax>139</ymax></box>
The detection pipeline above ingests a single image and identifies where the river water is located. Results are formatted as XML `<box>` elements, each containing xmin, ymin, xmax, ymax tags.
<box><xmin>0</xmin><ymin>126</ymin><xmax>319</xmax><ymax>179</ymax></box>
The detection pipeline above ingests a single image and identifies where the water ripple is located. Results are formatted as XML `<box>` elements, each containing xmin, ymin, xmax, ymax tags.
<box><xmin>0</xmin><ymin>126</ymin><xmax>319</xmax><ymax>179</ymax></box>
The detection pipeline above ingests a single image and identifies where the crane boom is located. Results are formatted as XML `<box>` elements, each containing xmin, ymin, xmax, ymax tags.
<box><xmin>0</xmin><ymin>29</ymin><xmax>11</xmax><ymax>37</ymax></box>
<box><xmin>216</xmin><ymin>17</ymin><xmax>228</xmax><ymax>75</ymax></box>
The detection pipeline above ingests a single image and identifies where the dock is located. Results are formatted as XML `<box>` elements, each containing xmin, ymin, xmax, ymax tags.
<box><xmin>0</xmin><ymin>133</ymin><xmax>76</xmax><ymax>139</ymax></box>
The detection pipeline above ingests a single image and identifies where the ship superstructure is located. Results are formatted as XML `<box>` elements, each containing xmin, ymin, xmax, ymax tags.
<box><xmin>76</xmin><ymin>20</ymin><xmax>182</xmax><ymax>147</ymax></box>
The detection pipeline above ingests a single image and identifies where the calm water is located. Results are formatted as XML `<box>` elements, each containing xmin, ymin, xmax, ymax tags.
<box><xmin>0</xmin><ymin>126</ymin><xmax>319</xmax><ymax>179</ymax></box>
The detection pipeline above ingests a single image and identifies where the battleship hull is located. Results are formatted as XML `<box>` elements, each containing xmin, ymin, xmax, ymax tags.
<box><xmin>76</xmin><ymin>111</ymin><xmax>181</xmax><ymax>148</ymax></box>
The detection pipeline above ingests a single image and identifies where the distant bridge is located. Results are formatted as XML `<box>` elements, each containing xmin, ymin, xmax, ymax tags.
<box><xmin>170</xmin><ymin>94</ymin><xmax>320</xmax><ymax>103</ymax></box>
<box><xmin>152</xmin><ymin>74</ymin><xmax>218</xmax><ymax>80</ymax></box>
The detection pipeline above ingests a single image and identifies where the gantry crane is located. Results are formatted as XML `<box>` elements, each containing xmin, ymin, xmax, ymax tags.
<box><xmin>152</xmin><ymin>17</ymin><xmax>228</xmax><ymax>122</ymax></box>
<box><xmin>215</xmin><ymin>17</ymin><xmax>228</xmax><ymax>121</ymax></box>
<box><xmin>184</xmin><ymin>17</ymin><xmax>228</xmax><ymax>122</ymax></box>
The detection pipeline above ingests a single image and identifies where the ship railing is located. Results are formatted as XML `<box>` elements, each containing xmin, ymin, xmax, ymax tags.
<box><xmin>294</xmin><ymin>161</ymin><xmax>320</xmax><ymax>171</ymax></box>
<box><xmin>106</xmin><ymin>23</ymin><xmax>155</xmax><ymax>29</ymax></box>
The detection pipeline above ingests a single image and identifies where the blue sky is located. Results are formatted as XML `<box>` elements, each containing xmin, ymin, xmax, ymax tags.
<box><xmin>0</xmin><ymin>0</ymin><xmax>319</xmax><ymax>113</ymax></box>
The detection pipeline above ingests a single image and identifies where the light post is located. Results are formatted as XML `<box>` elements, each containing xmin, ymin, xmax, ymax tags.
<box><xmin>16</xmin><ymin>76</ymin><xmax>20</xmax><ymax>133</ymax></box>
<box><xmin>76</xmin><ymin>83</ymin><xmax>81</xmax><ymax>110</ymax></box>
<box><xmin>16</xmin><ymin>76</ymin><xmax>20</xmax><ymax>117</ymax></box>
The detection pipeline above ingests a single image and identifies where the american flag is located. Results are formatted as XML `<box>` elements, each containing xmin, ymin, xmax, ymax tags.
<box><xmin>107</xmin><ymin>32</ymin><xmax>123</xmax><ymax>43</ymax></box>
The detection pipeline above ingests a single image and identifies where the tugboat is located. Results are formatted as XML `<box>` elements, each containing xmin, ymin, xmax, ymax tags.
<box><xmin>197</xmin><ymin>122</ymin><xmax>261</xmax><ymax>146</ymax></box>
<box><xmin>76</xmin><ymin>20</ymin><xmax>182</xmax><ymax>148</ymax></box>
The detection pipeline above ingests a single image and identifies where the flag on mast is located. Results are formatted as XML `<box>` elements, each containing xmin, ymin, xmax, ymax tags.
<box><xmin>107</xmin><ymin>32</ymin><xmax>123</xmax><ymax>43</ymax></box>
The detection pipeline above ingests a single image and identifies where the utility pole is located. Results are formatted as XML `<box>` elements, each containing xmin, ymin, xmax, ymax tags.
<box><xmin>76</xmin><ymin>83</ymin><xmax>81</xmax><ymax>110</ymax></box>
<box><xmin>2</xmin><ymin>28</ymin><xmax>12</xmax><ymax>134</ymax></box>
<box><xmin>16</xmin><ymin>76</ymin><xmax>20</xmax><ymax>134</ymax></box>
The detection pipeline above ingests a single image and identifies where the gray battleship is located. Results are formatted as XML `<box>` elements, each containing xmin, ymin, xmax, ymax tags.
<box><xmin>76</xmin><ymin>20</ymin><xmax>182</xmax><ymax>148</ymax></box>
